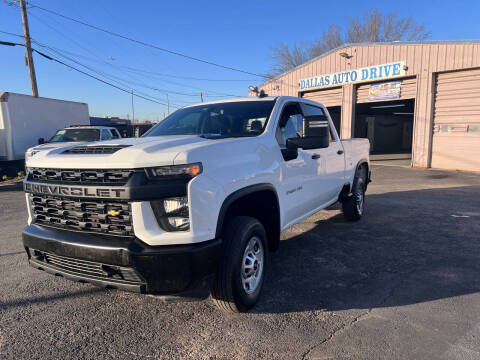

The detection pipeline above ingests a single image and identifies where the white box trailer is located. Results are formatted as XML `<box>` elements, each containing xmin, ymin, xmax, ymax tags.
<box><xmin>0</xmin><ymin>92</ymin><xmax>89</xmax><ymax>161</ymax></box>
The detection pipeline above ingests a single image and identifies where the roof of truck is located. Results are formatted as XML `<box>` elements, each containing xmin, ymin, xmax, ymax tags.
<box><xmin>183</xmin><ymin>96</ymin><xmax>280</xmax><ymax>108</ymax></box>
<box><xmin>64</xmin><ymin>125</ymin><xmax>118</xmax><ymax>130</ymax></box>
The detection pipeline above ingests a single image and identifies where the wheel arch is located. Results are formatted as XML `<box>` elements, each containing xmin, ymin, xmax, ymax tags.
<box><xmin>215</xmin><ymin>183</ymin><xmax>281</xmax><ymax>252</ymax></box>
<box><xmin>340</xmin><ymin>159</ymin><xmax>371</xmax><ymax>202</ymax></box>
<box><xmin>355</xmin><ymin>159</ymin><xmax>371</xmax><ymax>190</ymax></box>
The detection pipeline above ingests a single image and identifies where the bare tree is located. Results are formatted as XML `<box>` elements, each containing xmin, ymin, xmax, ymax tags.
<box><xmin>269</xmin><ymin>9</ymin><xmax>430</xmax><ymax>76</ymax></box>
<box><xmin>310</xmin><ymin>25</ymin><xmax>344</xmax><ymax>58</ymax></box>
<box><xmin>267</xmin><ymin>42</ymin><xmax>310</xmax><ymax>77</ymax></box>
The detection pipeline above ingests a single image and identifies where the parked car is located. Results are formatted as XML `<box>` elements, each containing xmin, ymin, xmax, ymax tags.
<box><xmin>25</xmin><ymin>126</ymin><xmax>122</xmax><ymax>160</ymax></box>
<box><xmin>22</xmin><ymin>96</ymin><xmax>370</xmax><ymax>313</ymax></box>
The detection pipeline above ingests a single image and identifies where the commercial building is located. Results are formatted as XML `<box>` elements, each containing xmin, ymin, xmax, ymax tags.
<box><xmin>255</xmin><ymin>41</ymin><xmax>480</xmax><ymax>172</ymax></box>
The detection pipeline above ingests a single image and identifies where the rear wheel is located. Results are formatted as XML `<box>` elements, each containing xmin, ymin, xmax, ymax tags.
<box><xmin>342</xmin><ymin>177</ymin><xmax>365</xmax><ymax>221</ymax></box>
<box><xmin>211</xmin><ymin>216</ymin><xmax>267</xmax><ymax>313</ymax></box>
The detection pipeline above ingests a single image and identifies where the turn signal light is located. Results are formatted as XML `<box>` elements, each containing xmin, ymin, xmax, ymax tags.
<box><xmin>145</xmin><ymin>163</ymin><xmax>203</xmax><ymax>179</ymax></box>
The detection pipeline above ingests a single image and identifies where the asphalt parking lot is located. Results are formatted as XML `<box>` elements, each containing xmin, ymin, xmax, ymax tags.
<box><xmin>1</xmin><ymin>165</ymin><xmax>479</xmax><ymax>359</ymax></box>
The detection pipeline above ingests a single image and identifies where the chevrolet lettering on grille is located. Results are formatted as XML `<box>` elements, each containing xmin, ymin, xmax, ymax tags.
<box><xmin>24</xmin><ymin>181</ymin><xmax>127</xmax><ymax>199</ymax></box>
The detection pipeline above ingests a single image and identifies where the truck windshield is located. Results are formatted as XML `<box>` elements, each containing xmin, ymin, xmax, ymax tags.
<box><xmin>145</xmin><ymin>100</ymin><xmax>276</xmax><ymax>138</ymax></box>
<box><xmin>49</xmin><ymin>128</ymin><xmax>100</xmax><ymax>142</ymax></box>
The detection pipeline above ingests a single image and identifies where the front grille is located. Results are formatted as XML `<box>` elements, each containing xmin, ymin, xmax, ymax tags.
<box><xmin>62</xmin><ymin>145</ymin><xmax>131</xmax><ymax>154</ymax></box>
<box><xmin>30</xmin><ymin>249</ymin><xmax>144</xmax><ymax>283</ymax></box>
<box><xmin>29</xmin><ymin>168</ymin><xmax>135</xmax><ymax>185</ymax></box>
<box><xmin>31</xmin><ymin>195</ymin><xmax>133</xmax><ymax>236</ymax></box>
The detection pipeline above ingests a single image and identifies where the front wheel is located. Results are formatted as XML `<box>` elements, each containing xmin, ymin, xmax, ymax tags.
<box><xmin>342</xmin><ymin>177</ymin><xmax>365</xmax><ymax>221</ymax></box>
<box><xmin>211</xmin><ymin>216</ymin><xmax>267</xmax><ymax>313</ymax></box>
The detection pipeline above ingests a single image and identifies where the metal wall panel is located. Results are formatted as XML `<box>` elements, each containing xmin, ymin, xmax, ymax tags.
<box><xmin>431</xmin><ymin>68</ymin><xmax>480</xmax><ymax>172</ymax></box>
<box><xmin>356</xmin><ymin>77</ymin><xmax>417</xmax><ymax>103</ymax></box>
<box><xmin>302</xmin><ymin>86</ymin><xmax>343</xmax><ymax>107</ymax></box>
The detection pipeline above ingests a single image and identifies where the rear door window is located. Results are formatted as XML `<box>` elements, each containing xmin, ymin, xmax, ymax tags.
<box><xmin>301</xmin><ymin>103</ymin><xmax>335</xmax><ymax>141</ymax></box>
<box><xmin>110</xmin><ymin>129</ymin><xmax>120</xmax><ymax>139</ymax></box>
<box><xmin>101</xmin><ymin>129</ymin><xmax>112</xmax><ymax>140</ymax></box>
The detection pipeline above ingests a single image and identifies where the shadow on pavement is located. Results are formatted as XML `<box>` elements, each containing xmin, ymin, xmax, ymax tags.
<box><xmin>0</xmin><ymin>181</ymin><xmax>23</xmax><ymax>192</ymax></box>
<box><xmin>255</xmin><ymin>185</ymin><xmax>480</xmax><ymax>314</ymax></box>
<box><xmin>0</xmin><ymin>251</ymin><xmax>25</xmax><ymax>257</ymax></box>
<box><xmin>3</xmin><ymin>184</ymin><xmax>479</xmax><ymax>315</ymax></box>
<box><xmin>0</xmin><ymin>287</ymin><xmax>104</xmax><ymax>310</ymax></box>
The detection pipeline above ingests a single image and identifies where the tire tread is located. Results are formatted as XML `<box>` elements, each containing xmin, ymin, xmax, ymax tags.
<box><xmin>211</xmin><ymin>216</ymin><xmax>263</xmax><ymax>313</ymax></box>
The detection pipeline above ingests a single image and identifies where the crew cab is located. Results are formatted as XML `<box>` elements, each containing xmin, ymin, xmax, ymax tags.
<box><xmin>22</xmin><ymin>96</ymin><xmax>370</xmax><ymax>312</ymax></box>
<box><xmin>25</xmin><ymin>126</ymin><xmax>122</xmax><ymax>160</ymax></box>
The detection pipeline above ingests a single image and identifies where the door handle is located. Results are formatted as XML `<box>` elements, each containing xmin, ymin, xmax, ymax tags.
<box><xmin>337</xmin><ymin>150</ymin><xmax>344</xmax><ymax>155</ymax></box>
<box><xmin>312</xmin><ymin>154</ymin><xmax>320</xmax><ymax>159</ymax></box>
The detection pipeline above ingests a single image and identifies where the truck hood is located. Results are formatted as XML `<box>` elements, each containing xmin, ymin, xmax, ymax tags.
<box><xmin>26</xmin><ymin>135</ymin><xmax>214</xmax><ymax>169</ymax></box>
<box><xmin>29</xmin><ymin>141</ymin><xmax>84</xmax><ymax>152</ymax></box>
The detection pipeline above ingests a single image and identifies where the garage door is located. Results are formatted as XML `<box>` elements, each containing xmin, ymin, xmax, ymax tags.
<box><xmin>302</xmin><ymin>86</ymin><xmax>342</xmax><ymax>107</ymax></box>
<box><xmin>356</xmin><ymin>77</ymin><xmax>417</xmax><ymax>103</ymax></box>
<box><xmin>431</xmin><ymin>68</ymin><xmax>480</xmax><ymax>172</ymax></box>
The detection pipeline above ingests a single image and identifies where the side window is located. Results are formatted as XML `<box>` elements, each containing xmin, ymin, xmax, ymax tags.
<box><xmin>300</xmin><ymin>103</ymin><xmax>325</xmax><ymax>117</ymax></box>
<box><xmin>301</xmin><ymin>103</ymin><xmax>335</xmax><ymax>142</ymax></box>
<box><xmin>276</xmin><ymin>103</ymin><xmax>303</xmax><ymax>147</ymax></box>
<box><xmin>101</xmin><ymin>129</ymin><xmax>112</xmax><ymax>140</ymax></box>
<box><xmin>110</xmin><ymin>129</ymin><xmax>119</xmax><ymax>139</ymax></box>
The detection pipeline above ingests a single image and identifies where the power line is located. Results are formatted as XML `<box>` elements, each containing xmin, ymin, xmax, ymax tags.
<box><xmin>37</xmin><ymin>50</ymin><xmax>173</xmax><ymax>106</ymax></box>
<box><xmin>27</xmin><ymin>9</ymin><xmax>189</xmax><ymax>100</ymax></box>
<box><xmin>25</xmin><ymin>10</ymin><xmax>191</xmax><ymax>101</ymax></box>
<box><xmin>10</xmin><ymin>9</ymin><xmax>249</xmax><ymax>98</ymax></box>
<box><xmin>0</xmin><ymin>29</ymin><xmax>296</xmax><ymax>96</ymax></box>
<box><xmin>31</xmin><ymin>41</ymin><xmax>181</xmax><ymax>105</ymax></box>
<box><xmin>1</xmin><ymin>6</ymin><xmax>297</xmax><ymax>92</ymax></box>
<box><xmin>119</xmin><ymin>66</ymin><xmax>257</xmax><ymax>82</ymax></box>
<box><xmin>0</xmin><ymin>38</ymin><xmax>182</xmax><ymax>107</ymax></box>
<box><xmin>32</xmin><ymin>40</ymin><xmax>240</xmax><ymax>104</ymax></box>
<box><xmin>0</xmin><ymin>29</ymin><xmax>25</xmax><ymax>38</ymax></box>
<box><xmin>0</xmin><ymin>28</ymin><xmax>250</xmax><ymax>97</ymax></box>
<box><xmin>0</xmin><ymin>30</ymin><xmax>242</xmax><ymax>105</ymax></box>
<box><xmin>27</xmin><ymin>1</ymin><xmax>271</xmax><ymax>79</ymax></box>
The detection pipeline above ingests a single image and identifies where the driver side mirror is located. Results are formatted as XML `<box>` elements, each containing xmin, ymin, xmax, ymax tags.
<box><xmin>286</xmin><ymin>115</ymin><xmax>329</xmax><ymax>150</ymax></box>
<box><xmin>38</xmin><ymin>138</ymin><xmax>45</xmax><ymax>145</ymax></box>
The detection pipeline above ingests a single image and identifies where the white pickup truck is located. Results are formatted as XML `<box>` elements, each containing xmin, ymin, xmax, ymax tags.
<box><xmin>22</xmin><ymin>96</ymin><xmax>370</xmax><ymax>312</ymax></box>
<box><xmin>25</xmin><ymin>125</ymin><xmax>122</xmax><ymax>161</ymax></box>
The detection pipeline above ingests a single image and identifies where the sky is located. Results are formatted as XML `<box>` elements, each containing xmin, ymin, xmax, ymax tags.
<box><xmin>1</xmin><ymin>0</ymin><xmax>479</xmax><ymax>121</ymax></box>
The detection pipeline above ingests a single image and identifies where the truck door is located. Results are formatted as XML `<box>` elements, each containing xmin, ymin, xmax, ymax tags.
<box><xmin>300</xmin><ymin>103</ymin><xmax>345</xmax><ymax>204</ymax></box>
<box><xmin>276</xmin><ymin>102</ymin><xmax>323</xmax><ymax>226</ymax></box>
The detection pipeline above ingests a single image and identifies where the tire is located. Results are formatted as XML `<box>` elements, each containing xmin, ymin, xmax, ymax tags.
<box><xmin>211</xmin><ymin>216</ymin><xmax>268</xmax><ymax>313</ymax></box>
<box><xmin>342</xmin><ymin>177</ymin><xmax>365</xmax><ymax>221</ymax></box>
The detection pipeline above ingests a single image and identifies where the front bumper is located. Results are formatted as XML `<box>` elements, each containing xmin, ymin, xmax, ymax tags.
<box><xmin>23</xmin><ymin>224</ymin><xmax>222</xmax><ymax>297</ymax></box>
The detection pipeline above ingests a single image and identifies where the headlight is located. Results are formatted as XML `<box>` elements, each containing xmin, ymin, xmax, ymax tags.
<box><xmin>151</xmin><ymin>196</ymin><xmax>190</xmax><ymax>231</ymax></box>
<box><xmin>145</xmin><ymin>163</ymin><xmax>202</xmax><ymax>179</ymax></box>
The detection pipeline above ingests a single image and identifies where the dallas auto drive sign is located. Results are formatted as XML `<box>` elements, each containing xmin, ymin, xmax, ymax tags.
<box><xmin>299</xmin><ymin>61</ymin><xmax>406</xmax><ymax>91</ymax></box>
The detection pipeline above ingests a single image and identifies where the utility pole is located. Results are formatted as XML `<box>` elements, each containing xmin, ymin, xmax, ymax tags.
<box><xmin>200</xmin><ymin>92</ymin><xmax>204</xmax><ymax>102</ymax></box>
<box><xmin>131</xmin><ymin>90</ymin><xmax>135</xmax><ymax>122</ymax></box>
<box><xmin>20</xmin><ymin>0</ymin><xmax>38</xmax><ymax>97</ymax></box>
<box><xmin>166</xmin><ymin>94</ymin><xmax>170</xmax><ymax>115</ymax></box>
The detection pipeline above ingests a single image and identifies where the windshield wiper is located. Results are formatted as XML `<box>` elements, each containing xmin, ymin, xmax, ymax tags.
<box><xmin>198</xmin><ymin>133</ymin><xmax>226</xmax><ymax>139</ymax></box>
<box><xmin>199</xmin><ymin>133</ymin><xmax>258</xmax><ymax>139</ymax></box>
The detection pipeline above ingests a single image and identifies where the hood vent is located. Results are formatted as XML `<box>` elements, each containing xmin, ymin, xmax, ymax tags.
<box><xmin>63</xmin><ymin>145</ymin><xmax>131</xmax><ymax>154</ymax></box>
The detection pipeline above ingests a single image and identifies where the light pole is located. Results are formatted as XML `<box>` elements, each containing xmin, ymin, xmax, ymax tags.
<box><xmin>131</xmin><ymin>90</ymin><xmax>135</xmax><ymax>122</ymax></box>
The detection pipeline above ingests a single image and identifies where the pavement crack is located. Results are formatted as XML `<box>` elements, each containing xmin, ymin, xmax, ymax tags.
<box><xmin>301</xmin><ymin>269</ymin><xmax>418</xmax><ymax>359</ymax></box>
<box><xmin>301</xmin><ymin>310</ymin><xmax>371</xmax><ymax>360</ymax></box>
